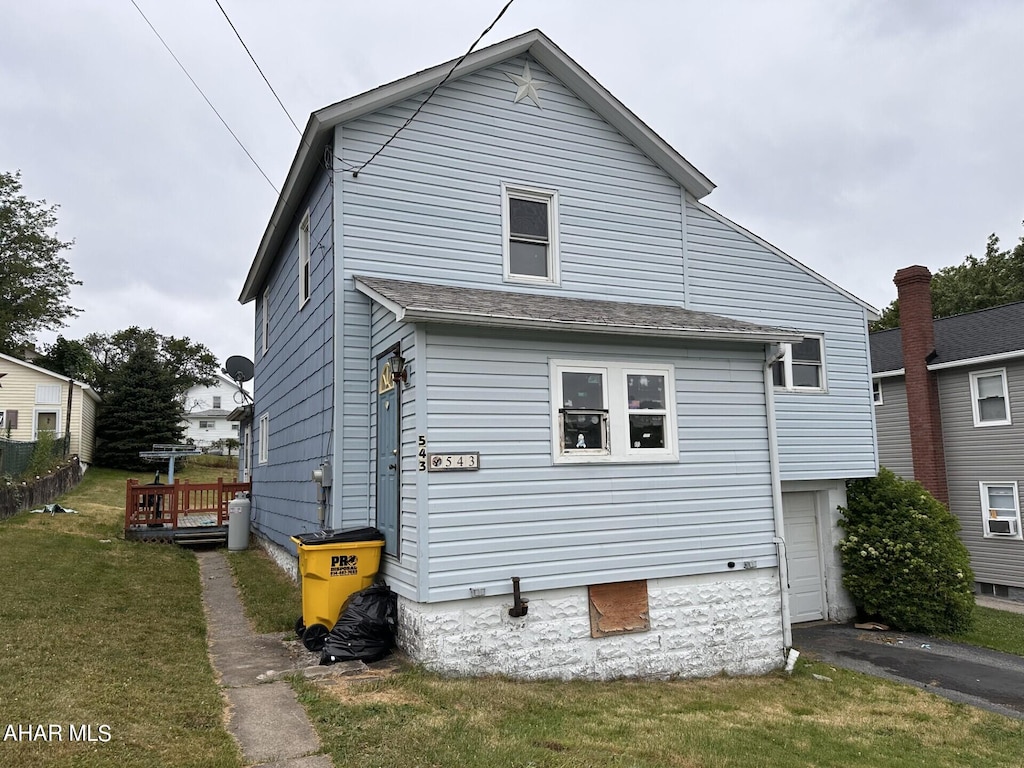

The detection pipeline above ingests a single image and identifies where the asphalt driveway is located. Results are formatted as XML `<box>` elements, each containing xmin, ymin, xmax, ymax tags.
<box><xmin>793</xmin><ymin>621</ymin><xmax>1024</xmax><ymax>720</ymax></box>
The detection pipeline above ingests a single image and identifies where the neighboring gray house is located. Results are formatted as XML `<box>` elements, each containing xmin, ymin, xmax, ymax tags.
<box><xmin>872</xmin><ymin>266</ymin><xmax>1024</xmax><ymax>601</ymax></box>
<box><xmin>237</xmin><ymin>30</ymin><xmax>878</xmax><ymax>679</ymax></box>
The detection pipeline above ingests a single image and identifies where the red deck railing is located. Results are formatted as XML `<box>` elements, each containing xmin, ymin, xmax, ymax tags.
<box><xmin>125</xmin><ymin>477</ymin><xmax>251</xmax><ymax>531</ymax></box>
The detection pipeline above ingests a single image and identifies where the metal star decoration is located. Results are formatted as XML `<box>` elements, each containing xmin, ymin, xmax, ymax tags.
<box><xmin>0</xmin><ymin>373</ymin><xmax>5</xmax><ymax>387</ymax></box>
<box><xmin>507</xmin><ymin>62</ymin><xmax>547</xmax><ymax>108</ymax></box>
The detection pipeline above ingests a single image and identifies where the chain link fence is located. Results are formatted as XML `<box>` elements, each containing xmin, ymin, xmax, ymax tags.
<box><xmin>0</xmin><ymin>435</ymin><xmax>71</xmax><ymax>479</ymax></box>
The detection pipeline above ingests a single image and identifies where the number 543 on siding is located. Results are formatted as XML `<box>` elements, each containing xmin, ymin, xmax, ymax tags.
<box><xmin>427</xmin><ymin>453</ymin><xmax>480</xmax><ymax>471</ymax></box>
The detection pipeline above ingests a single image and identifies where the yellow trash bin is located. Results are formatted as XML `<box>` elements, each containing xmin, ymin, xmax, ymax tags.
<box><xmin>291</xmin><ymin>526</ymin><xmax>385</xmax><ymax>651</ymax></box>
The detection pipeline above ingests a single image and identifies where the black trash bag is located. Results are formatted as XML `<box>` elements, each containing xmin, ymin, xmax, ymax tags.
<box><xmin>320</xmin><ymin>584</ymin><xmax>397</xmax><ymax>665</ymax></box>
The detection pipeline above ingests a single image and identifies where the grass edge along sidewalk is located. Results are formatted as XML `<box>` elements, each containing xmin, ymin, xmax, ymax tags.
<box><xmin>0</xmin><ymin>467</ymin><xmax>240</xmax><ymax>768</ymax></box>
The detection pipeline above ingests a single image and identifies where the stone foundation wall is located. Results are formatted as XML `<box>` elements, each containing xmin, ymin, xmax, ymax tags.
<box><xmin>256</xmin><ymin>533</ymin><xmax>299</xmax><ymax>582</ymax></box>
<box><xmin>397</xmin><ymin>569</ymin><xmax>785</xmax><ymax>680</ymax></box>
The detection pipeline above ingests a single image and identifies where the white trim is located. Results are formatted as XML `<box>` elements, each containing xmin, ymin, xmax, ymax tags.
<box><xmin>969</xmin><ymin>368</ymin><xmax>1011</xmax><ymax>428</ymax></box>
<box><xmin>261</xmin><ymin>287</ymin><xmax>270</xmax><ymax>355</ymax></box>
<box><xmin>501</xmin><ymin>182</ymin><xmax>560</xmax><ymax>285</ymax></box>
<box><xmin>772</xmin><ymin>335</ymin><xmax>827</xmax><ymax>393</ymax></box>
<box><xmin>979</xmin><ymin>481</ymin><xmax>1023</xmax><ymax>540</ymax></box>
<box><xmin>242</xmin><ymin>423</ymin><xmax>252</xmax><ymax>482</ymax></box>
<box><xmin>298</xmin><ymin>209</ymin><xmax>311</xmax><ymax>309</ymax></box>
<box><xmin>872</xmin><ymin>379</ymin><xmax>883</xmax><ymax>406</ymax></box>
<box><xmin>690</xmin><ymin>200</ymin><xmax>879</xmax><ymax>318</ymax></box>
<box><xmin>258</xmin><ymin>412</ymin><xmax>269</xmax><ymax>464</ymax></box>
<box><xmin>927</xmin><ymin>349</ymin><xmax>1024</xmax><ymax>371</ymax></box>
<box><xmin>550</xmin><ymin>359</ymin><xmax>678</xmax><ymax>464</ymax></box>
<box><xmin>873</xmin><ymin>369</ymin><xmax>906</xmax><ymax>380</ymax></box>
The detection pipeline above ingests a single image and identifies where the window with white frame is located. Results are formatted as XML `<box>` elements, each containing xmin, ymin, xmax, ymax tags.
<box><xmin>298</xmin><ymin>209</ymin><xmax>311</xmax><ymax>308</ymax></box>
<box><xmin>980</xmin><ymin>481</ymin><xmax>1022</xmax><ymax>539</ymax></box>
<box><xmin>872</xmin><ymin>379</ymin><xmax>883</xmax><ymax>405</ymax></box>
<box><xmin>258</xmin><ymin>412</ymin><xmax>269</xmax><ymax>464</ymax></box>
<box><xmin>261</xmin><ymin>287</ymin><xmax>270</xmax><ymax>354</ymax></box>
<box><xmin>772</xmin><ymin>336</ymin><xmax>825</xmax><ymax>391</ymax></box>
<box><xmin>970</xmin><ymin>369</ymin><xmax>1010</xmax><ymax>427</ymax></box>
<box><xmin>213</xmin><ymin>396</ymin><xmax>221</xmax><ymax>409</ymax></box>
<box><xmin>552</xmin><ymin>361</ymin><xmax>676</xmax><ymax>463</ymax></box>
<box><xmin>199</xmin><ymin>420</ymin><xmax>214</xmax><ymax>429</ymax></box>
<box><xmin>502</xmin><ymin>184</ymin><xmax>559</xmax><ymax>283</ymax></box>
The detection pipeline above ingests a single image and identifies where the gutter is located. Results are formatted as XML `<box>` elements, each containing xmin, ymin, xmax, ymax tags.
<box><xmin>764</xmin><ymin>344</ymin><xmax>793</xmax><ymax>649</ymax></box>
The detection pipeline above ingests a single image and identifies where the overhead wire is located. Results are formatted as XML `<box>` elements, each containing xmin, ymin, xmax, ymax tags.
<box><xmin>129</xmin><ymin>0</ymin><xmax>279</xmax><ymax>194</ymax></box>
<box><xmin>346</xmin><ymin>0</ymin><xmax>516</xmax><ymax>177</ymax></box>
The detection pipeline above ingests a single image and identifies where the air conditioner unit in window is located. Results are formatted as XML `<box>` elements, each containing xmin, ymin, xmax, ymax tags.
<box><xmin>987</xmin><ymin>518</ymin><xmax>1017</xmax><ymax>536</ymax></box>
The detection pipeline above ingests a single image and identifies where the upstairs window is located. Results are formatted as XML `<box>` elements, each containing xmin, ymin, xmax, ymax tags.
<box><xmin>772</xmin><ymin>336</ymin><xmax>825</xmax><ymax>392</ymax></box>
<box><xmin>552</xmin><ymin>361</ymin><xmax>676</xmax><ymax>463</ymax></box>
<box><xmin>970</xmin><ymin>369</ymin><xmax>1010</xmax><ymax>427</ymax></box>
<box><xmin>980</xmin><ymin>482</ymin><xmax>1021</xmax><ymax>539</ymax></box>
<box><xmin>213</xmin><ymin>396</ymin><xmax>221</xmax><ymax>409</ymax></box>
<box><xmin>299</xmin><ymin>209</ymin><xmax>311</xmax><ymax>308</ymax></box>
<box><xmin>502</xmin><ymin>184</ymin><xmax>558</xmax><ymax>283</ymax></box>
<box><xmin>872</xmin><ymin>379</ymin><xmax>883</xmax><ymax>405</ymax></box>
<box><xmin>261</xmin><ymin>287</ymin><xmax>270</xmax><ymax>354</ymax></box>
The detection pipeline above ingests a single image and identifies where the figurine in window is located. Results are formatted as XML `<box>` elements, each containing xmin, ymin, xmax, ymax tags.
<box><xmin>576</xmin><ymin>433</ymin><xmax>587</xmax><ymax>449</ymax></box>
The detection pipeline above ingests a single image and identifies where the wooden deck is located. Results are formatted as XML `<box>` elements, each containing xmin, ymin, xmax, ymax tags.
<box><xmin>124</xmin><ymin>478</ymin><xmax>250</xmax><ymax>545</ymax></box>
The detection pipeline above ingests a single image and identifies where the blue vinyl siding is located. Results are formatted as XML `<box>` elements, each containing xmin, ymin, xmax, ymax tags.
<box><xmin>251</xmin><ymin>168</ymin><xmax>336</xmax><ymax>551</ymax></box>
<box><xmin>685</xmin><ymin>203</ymin><xmax>877</xmax><ymax>481</ymax></box>
<box><xmin>420</xmin><ymin>328</ymin><xmax>776</xmax><ymax>602</ymax></box>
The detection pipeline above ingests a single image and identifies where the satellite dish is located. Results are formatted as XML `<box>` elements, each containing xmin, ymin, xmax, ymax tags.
<box><xmin>223</xmin><ymin>355</ymin><xmax>255</xmax><ymax>383</ymax></box>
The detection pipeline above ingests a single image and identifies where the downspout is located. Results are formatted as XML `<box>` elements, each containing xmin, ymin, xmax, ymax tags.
<box><xmin>764</xmin><ymin>344</ymin><xmax>793</xmax><ymax>649</ymax></box>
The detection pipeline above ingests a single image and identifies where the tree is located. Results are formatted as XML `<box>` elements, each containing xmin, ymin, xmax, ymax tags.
<box><xmin>873</xmin><ymin>224</ymin><xmax>1024</xmax><ymax>330</ymax></box>
<box><xmin>0</xmin><ymin>171</ymin><xmax>80</xmax><ymax>354</ymax></box>
<box><xmin>93</xmin><ymin>345</ymin><xmax>186</xmax><ymax>470</ymax></box>
<box><xmin>35</xmin><ymin>335</ymin><xmax>96</xmax><ymax>381</ymax></box>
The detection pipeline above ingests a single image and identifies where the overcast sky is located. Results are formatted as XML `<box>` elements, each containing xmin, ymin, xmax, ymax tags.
<box><xmin>3</xmin><ymin>1</ymin><xmax>1022</xmax><ymax>367</ymax></box>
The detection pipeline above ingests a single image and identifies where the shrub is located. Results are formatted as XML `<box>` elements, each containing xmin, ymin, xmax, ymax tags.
<box><xmin>23</xmin><ymin>430</ymin><xmax>59</xmax><ymax>479</ymax></box>
<box><xmin>838</xmin><ymin>468</ymin><xmax>975</xmax><ymax>634</ymax></box>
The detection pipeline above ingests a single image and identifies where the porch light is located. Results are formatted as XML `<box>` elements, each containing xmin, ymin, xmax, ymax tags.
<box><xmin>388</xmin><ymin>352</ymin><xmax>408</xmax><ymax>384</ymax></box>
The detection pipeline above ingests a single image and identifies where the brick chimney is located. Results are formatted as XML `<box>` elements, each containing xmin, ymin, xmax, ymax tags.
<box><xmin>893</xmin><ymin>265</ymin><xmax>948</xmax><ymax>505</ymax></box>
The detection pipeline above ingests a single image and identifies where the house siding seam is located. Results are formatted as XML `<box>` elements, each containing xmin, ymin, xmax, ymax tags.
<box><xmin>939</xmin><ymin>360</ymin><xmax>1024</xmax><ymax>589</ymax></box>
<box><xmin>684</xmin><ymin>203</ymin><xmax>876</xmax><ymax>481</ymax></box>
<box><xmin>250</xmin><ymin>166</ymin><xmax>336</xmax><ymax>551</ymax></box>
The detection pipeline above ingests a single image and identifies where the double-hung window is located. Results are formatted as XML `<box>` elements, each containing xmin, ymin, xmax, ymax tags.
<box><xmin>970</xmin><ymin>369</ymin><xmax>1010</xmax><ymax>427</ymax></box>
<box><xmin>980</xmin><ymin>482</ymin><xmax>1022</xmax><ymax>538</ymax></box>
<box><xmin>298</xmin><ymin>209</ymin><xmax>311</xmax><ymax>309</ymax></box>
<box><xmin>772</xmin><ymin>336</ymin><xmax>825</xmax><ymax>391</ymax></box>
<box><xmin>872</xmin><ymin>379</ymin><xmax>883</xmax><ymax>405</ymax></box>
<box><xmin>502</xmin><ymin>183</ymin><xmax>558</xmax><ymax>283</ymax></box>
<box><xmin>552</xmin><ymin>360</ymin><xmax>676</xmax><ymax>463</ymax></box>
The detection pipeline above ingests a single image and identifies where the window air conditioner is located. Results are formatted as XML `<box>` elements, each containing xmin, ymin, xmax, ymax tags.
<box><xmin>987</xmin><ymin>518</ymin><xmax>1017</xmax><ymax>536</ymax></box>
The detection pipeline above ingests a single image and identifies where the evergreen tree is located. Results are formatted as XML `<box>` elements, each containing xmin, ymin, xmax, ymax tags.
<box><xmin>94</xmin><ymin>345</ymin><xmax>185</xmax><ymax>470</ymax></box>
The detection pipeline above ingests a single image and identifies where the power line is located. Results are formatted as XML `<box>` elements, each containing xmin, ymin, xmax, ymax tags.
<box><xmin>213</xmin><ymin>0</ymin><xmax>303</xmax><ymax>138</ymax></box>
<box><xmin>129</xmin><ymin>0</ymin><xmax>279</xmax><ymax>194</ymax></box>
<box><xmin>348</xmin><ymin>0</ymin><xmax>516</xmax><ymax>177</ymax></box>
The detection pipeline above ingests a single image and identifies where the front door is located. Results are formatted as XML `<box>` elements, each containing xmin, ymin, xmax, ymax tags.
<box><xmin>784</xmin><ymin>491</ymin><xmax>826</xmax><ymax>623</ymax></box>
<box><xmin>375</xmin><ymin>354</ymin><xmax>400</xmax><ymax>556</ymax></box>
<box><xmin>35</xmin><ymin>410</ymin><xmax>58</xmax><ymax>437</ymax></box>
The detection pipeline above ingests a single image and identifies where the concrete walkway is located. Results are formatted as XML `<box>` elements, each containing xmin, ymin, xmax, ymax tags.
<box><xmin>197</xmin><ymin>550</ymin><xmax>333</xmax><ymax>768</ymax></box>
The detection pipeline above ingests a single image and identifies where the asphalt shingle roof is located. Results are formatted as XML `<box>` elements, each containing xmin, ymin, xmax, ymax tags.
<box><xmin>354</xmin><ymin>276</ymin><xmax>802</xmax><ymax>344</ymax></box>
<box><xmin>870</xmin><ymin>300</ymin><xmax>1024</xmax><ymax>373</ymax></box>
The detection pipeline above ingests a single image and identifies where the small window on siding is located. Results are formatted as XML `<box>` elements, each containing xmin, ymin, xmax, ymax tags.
<box><xmin>36</xmin><ymin>384</ymin><xmax>61</xmax><ymax>404</ymax></box>
<box><xmin>873</xmin><ymin>380</ymin><xmax>883</xmax><ymax>405</ymax></box>
<box><xmin>262</xmin><ymin>287</ymin><xmax>270</xmax><ymax>354</ymax></box>
<box><xmin>772</xmin><ymin>336</ymin><xmax>825</xmax><ymax>392</ymax></box>
<box><xmin>502</xmin><ymin>184</ymin><xmax>558</xmax><ymax>284</ymax></box>
<box><xmin>980</xmin><ymin>482</ymin><xmax>1021</xmax><ymax>539</ymax></box>
<box><xmin>970</xmin><ymin>369</ymin><xmax>1010</xmax><ymax>427</ymax></box>
<box><xmin>299</xmin><ymin>209</ymin><xmax>311</xmax><ymax>309</ymax></box>
<box><xmin>258</xmin><ymin>412</ymin><xmax>269</xmax><ymax>464</ymax></box>
<box><xmin>213</xmin><ymin>396</ymin><xmax>221</xmax><ymax>409</ymax></box>
<box><xmin>552</xmin><ymin>361</ymin><xmax>677</xmax><ymax>463</ymax></box>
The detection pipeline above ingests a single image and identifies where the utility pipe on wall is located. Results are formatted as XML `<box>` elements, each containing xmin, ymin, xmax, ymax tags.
<box><xmin>764</xmin><ymin>344</ymin><xmax>793</xmax><ymax>649</ymax></box>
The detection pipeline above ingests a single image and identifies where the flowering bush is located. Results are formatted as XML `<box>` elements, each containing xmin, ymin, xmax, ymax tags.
<box><xmin>838</xmin><ymin>468</ymin><xmax>975</xmax><ymax>634</ymax></box>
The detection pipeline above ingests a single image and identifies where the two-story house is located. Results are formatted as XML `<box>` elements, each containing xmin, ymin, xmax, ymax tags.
<box><xmin>180</xmin><ymin>373</ymin><xmax>249</xmax><ymax>452</ymax></box>
<box><xmin>237</xmin><ymin>30</ymin><xmax>878</xmax><ymax>679</ymax></box>
<box><xmin>872</xmin><ymin>265</ymin><xmax>1024</xmax><ymax>602</ymax></box>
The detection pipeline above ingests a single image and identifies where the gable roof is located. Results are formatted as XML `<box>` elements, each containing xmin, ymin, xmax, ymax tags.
<box><xmin>0</xmin><ymin>352</ymin><xmax>101</xmax><ymax>402</ymax></box>
<box><xmin>239</xmin><ymin>29</ymin><xmax>715</xmax><ymax>304</ymax></box>
<box><xmin>354</xmin><ymin>276</ymin><xmax>803</xmax><ymax>344</ymax></box>
<box><xmin>870</xmin><ymin>300</ymin><xmax>1024</xmax><ymax>374</ymax></box>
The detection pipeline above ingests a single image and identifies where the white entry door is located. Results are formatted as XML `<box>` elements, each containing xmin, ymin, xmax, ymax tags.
<box><xmin>784</xmin><ymin>491</ymin><xmax>825</xmax><ymax>623</ymax></box>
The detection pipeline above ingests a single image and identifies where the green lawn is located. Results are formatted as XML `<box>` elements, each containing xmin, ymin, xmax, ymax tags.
<box><xmin>0</xmin><ymin>466</ymin><xmax>240</xmax><ymax>768</ymax></box>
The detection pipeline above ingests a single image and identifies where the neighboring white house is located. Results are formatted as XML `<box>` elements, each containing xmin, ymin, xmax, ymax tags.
<box><xmin>181</xmin><ymin>373</ymin><xmax>250</xmax><ymax>451</ymax></box>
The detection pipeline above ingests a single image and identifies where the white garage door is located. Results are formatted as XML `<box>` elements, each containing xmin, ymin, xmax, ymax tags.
<box><xmin>784</xmin><ymin>491</ymin><xmax>825</xmax><ymax>623</ymax></box>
